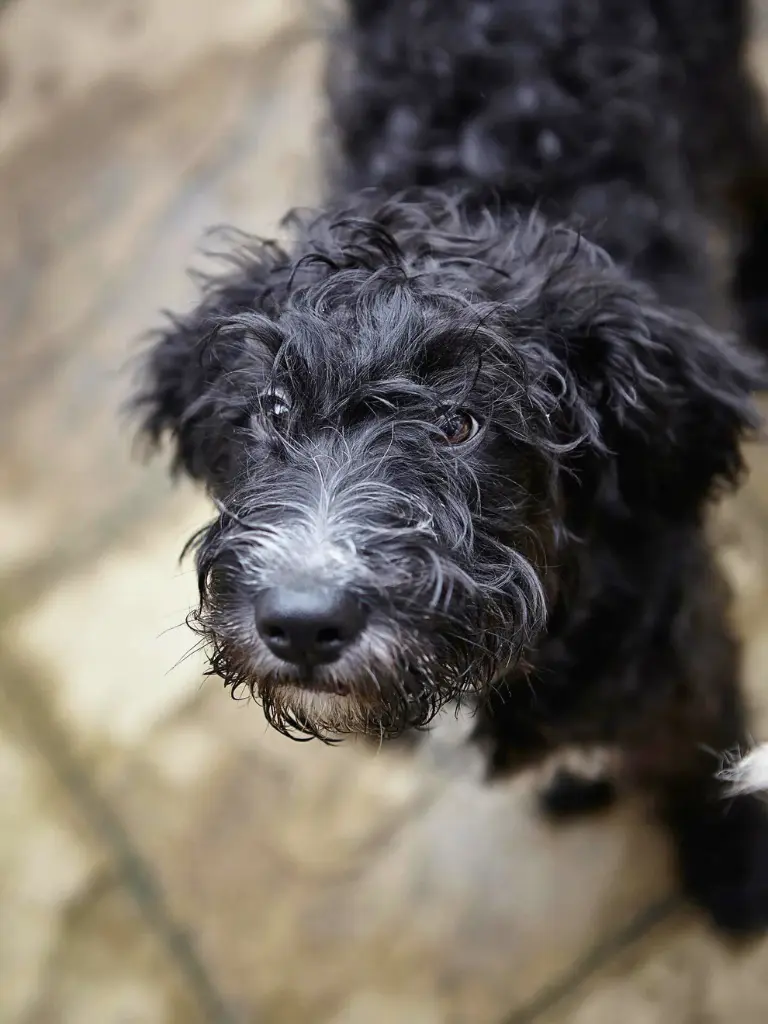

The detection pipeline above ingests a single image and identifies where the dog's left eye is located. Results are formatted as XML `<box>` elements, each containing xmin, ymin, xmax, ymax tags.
<box><xmin>437</xmin><ymin>410</ymin><xmax>481</xmax><ymax>445</ymax></box>
<box><xmin>259</xmin><ymin>388</ymin><xmax>291</xmax><ymax>423</ymax></box>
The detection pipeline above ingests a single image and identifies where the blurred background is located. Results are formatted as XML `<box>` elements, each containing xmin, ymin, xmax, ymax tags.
<box><xmin>3</xmin><ymin>1</ymin><xmax>768</xmax><ymax>1022</ymax></box>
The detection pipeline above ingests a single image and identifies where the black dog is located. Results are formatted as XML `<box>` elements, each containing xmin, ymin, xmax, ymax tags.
<box><xmin>135</xmin><ymin>0</ymin><xmax>768</xmax><ymax>934</ymax></box>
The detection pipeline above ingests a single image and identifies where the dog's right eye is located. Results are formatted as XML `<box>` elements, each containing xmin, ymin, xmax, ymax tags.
<box><xmin>437</xmin><ymin>410</ymin><xmax>481</xmax><ymax>445</ymax></box>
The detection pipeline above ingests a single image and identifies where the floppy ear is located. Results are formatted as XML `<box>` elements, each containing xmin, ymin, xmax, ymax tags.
<box><xmin>545</xmin><ymin>278</ymin><xmax>763</xmax><ymax>520</ymax></box>
<box><xmin>132</xmin><ymin>238</ymin><xmax>291</xmax><ymax>482</ymax></box>
<box><xmin>602</xmin><ymin>297</ymin><xmax>760</xmax><ymax>517</ymax></box>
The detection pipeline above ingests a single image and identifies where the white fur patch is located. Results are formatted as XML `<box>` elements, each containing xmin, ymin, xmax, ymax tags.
<box><xmin>555</xmin><ymin>746</ymin><xmax>618</xmax><ymax>781</ymax></box>
<box><xmin>719</xmin><ymin>744</ymin><xmax>768</xmax><ymax>795</ymax></box>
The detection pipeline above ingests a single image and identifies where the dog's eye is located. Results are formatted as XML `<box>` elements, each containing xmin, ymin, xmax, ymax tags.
<box><xmin>437</xmin><ymin>410</ymin><xmax>481</xmax><ymax>445</ymax></box>
<box><xmin>259</xmin><ymin>388</ymin><xmax>291</xmax><ymax>424</ymax></box>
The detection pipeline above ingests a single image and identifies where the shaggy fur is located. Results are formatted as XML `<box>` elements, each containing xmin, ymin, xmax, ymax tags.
<box><xmin>721</xmin><ymin>745</ymin><xmax>768</xmax><ymax>796</ymax></box>
<box><xmin>135</xmin><ymin>0</ymin><xmax>768</xmax><ymax>935</ymax></box>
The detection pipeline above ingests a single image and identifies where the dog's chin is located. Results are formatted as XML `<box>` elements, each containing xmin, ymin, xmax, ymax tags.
<box><xmin>262</xmin><ymin>682</ymin><xmax>377</xmax><ymax>738</ymax></box>
<box><xmin>255</xmin><ymin>669</ymin><xmax>450</xmax><ymax>740</ymax></box>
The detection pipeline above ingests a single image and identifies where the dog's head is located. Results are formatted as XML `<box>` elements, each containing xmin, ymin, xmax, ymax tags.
<box><xmin>134</xmin><ymin>195</ymin><xmax>759</xmax><ymax>739</ymax></box>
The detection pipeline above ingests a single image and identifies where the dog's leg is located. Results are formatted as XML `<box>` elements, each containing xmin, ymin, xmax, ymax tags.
<box><xmin>627</xmin><ymin>556</ymin><xmax>768</xmax><ymax>936</ymax></box>
<box><xmin>538</xmin><ymin>749</ymin><xmax>619</xmax><ymax>821</ymax></box>
<box><xmin>470</xmin><ymin>691</ymin><xmax>554</xmax><ymax>783</ymax></box>
<box><xmin>654</xmin><ymin>683</ymin><xmax>768</xmax><ymax>937</ymax></box>
<box><xmin>661</xmin><ymin>771</ymin><xmax>768</xmax><ymax>936</ymax></box>
<box><xmin>472</xmin><ymin>693</ymin><xmax>621</xmax><ymax>817</ymax></box>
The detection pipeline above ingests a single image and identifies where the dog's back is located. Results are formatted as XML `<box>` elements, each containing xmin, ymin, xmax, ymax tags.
<box><xmin>330</xmin><ymin>0</ymin><xmax>767</xmax><ymax>330</ymax></box>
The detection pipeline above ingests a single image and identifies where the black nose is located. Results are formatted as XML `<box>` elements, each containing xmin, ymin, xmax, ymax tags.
<box><xmin>254</xmin><ymin>587</ymin><xmax>368</xmax><ymax>666</ymax></box>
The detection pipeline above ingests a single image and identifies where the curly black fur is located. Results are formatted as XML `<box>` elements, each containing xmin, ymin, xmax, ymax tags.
<box><xmin>135</xmin><ymin>0</ymin><xmax>768</xmax><ymax>934</ymax></box>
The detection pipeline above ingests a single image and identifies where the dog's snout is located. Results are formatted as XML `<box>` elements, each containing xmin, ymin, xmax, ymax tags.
<box><xmin>254</xmin><ymin>586</ymin><xmax>368</xmax><ymax>666</ymax></box>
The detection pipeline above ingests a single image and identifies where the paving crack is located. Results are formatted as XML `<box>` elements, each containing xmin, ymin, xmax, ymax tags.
<box><xmin>499</xmin><ymin>894</ymin><xmax>681</xmax><ymax>1024</ymax></box>
<box><xmin>0</xmin><ymin>645</ymin><xmax>242</xmax><ymax>1024</ymax></box>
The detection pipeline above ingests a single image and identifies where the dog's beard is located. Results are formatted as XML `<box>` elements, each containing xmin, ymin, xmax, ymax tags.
<box><xmin>192</xmin><ymin>602</ymin><xmax>505</xmax><ymax>740</ymax></box>
<box><xmin>260</xmin><ymin>676</ymin><xmax>440</xmax><ymax>740</ymax></box>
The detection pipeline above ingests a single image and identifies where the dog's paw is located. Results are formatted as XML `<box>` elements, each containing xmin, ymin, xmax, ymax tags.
<box><xmin>672</xmin><ymin>792</ymin><xmax>768</xmax><ymax>936</ymax></box>
<box><xmin>538</xmin><ymin>767</ymin><xmax>618</xmax><ymax>821</ymax></box>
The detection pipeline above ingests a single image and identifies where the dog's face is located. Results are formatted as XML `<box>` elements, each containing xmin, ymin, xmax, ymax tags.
<box><xmin>136</xmin><ymin>201</ymin><xmax>757</xmax><ymax>739</ymax></box>
<box><xmin>174</xmin><ymin>271</ymin><xmax>558</xmax><ymax>739</ymax></box>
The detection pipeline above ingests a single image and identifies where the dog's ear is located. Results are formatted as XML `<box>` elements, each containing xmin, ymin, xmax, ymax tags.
<box><xmin>545</xmin><ymin>281</ymin><xmax>763</xmax><ymax>520</ymax></box>
<box><xmin>132</xmin><ymin>240</ymin><xmax>291</xmax><ymax>482</ymax></box>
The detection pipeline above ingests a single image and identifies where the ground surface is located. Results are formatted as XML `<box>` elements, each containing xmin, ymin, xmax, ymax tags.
<box><xmin>3</xmin><ymin>2</ymin><xmax>768</xmax><ymax>1021</ymax></box>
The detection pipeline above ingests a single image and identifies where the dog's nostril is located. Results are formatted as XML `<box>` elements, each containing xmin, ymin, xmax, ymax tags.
<box><xmin>254</xmin><ymin>586</ymin><xmax>368</xmax><ymax>667</ymax></box>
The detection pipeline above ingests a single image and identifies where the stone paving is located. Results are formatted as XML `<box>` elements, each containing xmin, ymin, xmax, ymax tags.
<box><xmin>3</xmin><ymin>2</ymin><xmax>768</xmax><ymax>1021</ymax></box>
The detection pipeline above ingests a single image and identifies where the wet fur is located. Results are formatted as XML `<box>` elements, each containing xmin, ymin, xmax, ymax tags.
<box><xmin>135</xmin><ymin>0</ymin><xmax>768</xmax><ymax>934</ymax></box>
